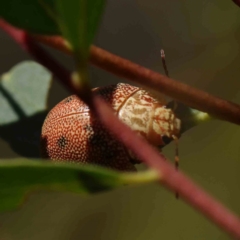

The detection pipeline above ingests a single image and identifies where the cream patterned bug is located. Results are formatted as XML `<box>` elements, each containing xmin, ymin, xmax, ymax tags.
<box><xmin>40</xmin><ymin>83</ymin><xmax>181</xmax><ymax>171</ymax></box>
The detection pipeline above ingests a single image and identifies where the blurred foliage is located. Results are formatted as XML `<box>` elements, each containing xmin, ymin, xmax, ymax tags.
<box><xmin>0</xmin><ymin>61</ymin><xmax>52</xmax><ymax>157</ymax></box>
<box><xmin>0</xmin><ymin>159</ymin><xmax>127</xmax><ymax>212</ymax></box>
<box><xmin>0</xmin><ymin>0</ymin><xmax>59</xmax><ymax>34</ymax></box>
<box><xmin>0</xmin><ymin>61</ymin><xmax>51</xmax><ymax>125</ymax></box>
<box><xmin>56</xmin><ymin>0</ymin><xmax>105</xmax><ymax>58</ymax></box>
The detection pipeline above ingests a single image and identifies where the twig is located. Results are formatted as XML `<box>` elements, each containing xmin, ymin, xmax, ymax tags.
<box><xmin>1</xmin><ymin>19</ymin><xmax>240</xmax><ymax>238</ymax></box>
<box><xmin>232</xmin><ymin>0</ymin><xmax>240</xmax><ymax>7</ymax></box>
<box><xmin>31</xmin><ymin>34</ymin><xmax>240</xmax><ymax>125</ymax></box>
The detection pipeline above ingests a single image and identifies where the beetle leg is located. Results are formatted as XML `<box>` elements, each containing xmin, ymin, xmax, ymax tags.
<box><xmin>172</xmin><ymin>134</ymin><xmax>180</xmax><ymax>198</ymax></box>
<box><xmin>172</xmin><ymin>134</ymin><xmax>179</xmax><ymax>170</ymax></box>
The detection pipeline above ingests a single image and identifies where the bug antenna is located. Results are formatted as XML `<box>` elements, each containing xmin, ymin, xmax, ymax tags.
<box><xmin>160</xmin><ymin>49</ymin><xmax>169</xmax><ymax>77</ymax></box>
<box><xmin>160</xmin><ymin>49</ymin><xmax>178</xmax><ymax>111</ymax></box>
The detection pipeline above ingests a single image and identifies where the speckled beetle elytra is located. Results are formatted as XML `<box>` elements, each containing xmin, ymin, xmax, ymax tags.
<box><xmin>41</xmin><ymin>83</ymin><xmax>181</xmax><ymax>171</ymax></box>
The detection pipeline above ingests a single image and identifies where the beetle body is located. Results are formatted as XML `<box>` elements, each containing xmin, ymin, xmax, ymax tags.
<box><xmin>41</xmin><ymin>83</ymin><xmax>181</xmax><ymax>171</ymax></box>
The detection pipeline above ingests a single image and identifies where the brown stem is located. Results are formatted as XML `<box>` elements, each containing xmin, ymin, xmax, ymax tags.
<box><xmin>94</xmin><ymin>96</ymin><xmax>240</xmax><ymax>239</ymax></box>
<box><xmin>1</xmin><ymin>19</ymin><xmax>240</xmax><ymax>238</ymax></box>
<box><xmin>232</xmin><ymin>0</ymin><xmax>240</xmax><ymax>7</ymax></box>
<box><xmin>31</xmin><ymin>34</ymin><xmax>240</xmax><ymax>125</ymax></box>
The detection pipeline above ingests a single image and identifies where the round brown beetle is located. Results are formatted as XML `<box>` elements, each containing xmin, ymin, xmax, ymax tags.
<box><xmin>40</xmin><ymin>83</ymin><xmax>181</xmax><ymax>171</ymax></box>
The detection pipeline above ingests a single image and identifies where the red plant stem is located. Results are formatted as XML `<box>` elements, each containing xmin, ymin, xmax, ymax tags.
<box><xmin>31</xmin><ymin>35</ymin><xmax>240</xmax><ymax>125</ymax></box>
<box><xmin>1</xmin><ymin>19</ymin><xmax>240</xmax><ymax>238</ymax></box>
<box><xmin>232</xmin><ymin>0</ymin><xmax>240</xmax><ymax>7</ymax></box>
<box><xmin>94</xmin><ymin>97</ymin><xmax>240</xmax><ymax>238</ymax></box>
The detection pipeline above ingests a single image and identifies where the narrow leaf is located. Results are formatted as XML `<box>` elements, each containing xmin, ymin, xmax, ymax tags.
<box><xmin>0</xmin><ymin>0</ymin><xmax>59</xmax><ymax>34</ymax></box>
<box><xmin>56</xmin><ymin>0</ymin><xmax>105</xmax><ymax>57</ymax></box>
<box><xmin>0</xmin><ymin>61</ymin><xmax>52</xmax><ymax>157</ymax></box>
<box><xmin>0</xmin><ymin>61</ymin><xmax>52</xmax><ymax>125</ymax></box>
<box><xmin>0</xmin><ymin>159</ymin><xmax>159</xmax><ymax>212</ymax></box>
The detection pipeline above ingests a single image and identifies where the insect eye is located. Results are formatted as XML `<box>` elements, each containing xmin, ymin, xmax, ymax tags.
<box><xmin>162</xmin><ymin>135</ymin><xmax>172</xmax><ymax>145</ymax></box>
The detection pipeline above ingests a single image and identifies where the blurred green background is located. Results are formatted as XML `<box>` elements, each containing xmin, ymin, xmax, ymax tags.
<box><xmin>0</xmin><ymin>0</ymin><xmax>240</xmax><ymax>239</ymax></box>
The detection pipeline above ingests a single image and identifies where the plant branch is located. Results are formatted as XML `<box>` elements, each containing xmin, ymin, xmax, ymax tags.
<box><xmin>31</xmin><ymin>34</ymin><xmax>240</xmax><ymax>125</ymax></box>
<box><xmin>1</xmin><ymin>19</ymin><xmax>240</xmax><ymax>238</ymax></box>
<box><xmin>232</xmin><ymin>0</ymin><xmax>240</xmax><ymax>7</ymax></box>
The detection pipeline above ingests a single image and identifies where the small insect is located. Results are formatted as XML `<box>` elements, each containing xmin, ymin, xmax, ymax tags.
<box><xmin>40</xmin><ymin>83</ymin><xmax>181</xmax><ymax>171</ymax></box>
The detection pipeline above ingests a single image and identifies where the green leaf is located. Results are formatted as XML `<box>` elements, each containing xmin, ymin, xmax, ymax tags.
<box><xmin>0</xmin><ymin>61</ymin><xmax>52</xmax><ymax>125</ymax></box>
<box><xmin>0</xmin><ymin>0</ymin><xmax>59</xmax><ymax>34</ymax></box>
<box><xmin>0</xmin><ymin>159</ymin><xmax>159</xmax><ymax>212</ymax></box>
<box><xmin>55</xmin><ymin>0</ymin><xmax>105</xmax><ymax>93</ymax></box>
<box><xmin>0</xmin><ymin>61</ymin><xmax>52</xmax><ymax>157</ymax></box>
<box><xmin>56</xmin><ymin>0</ymin><xmax>105</xmax><ymax>58</ymax></box>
